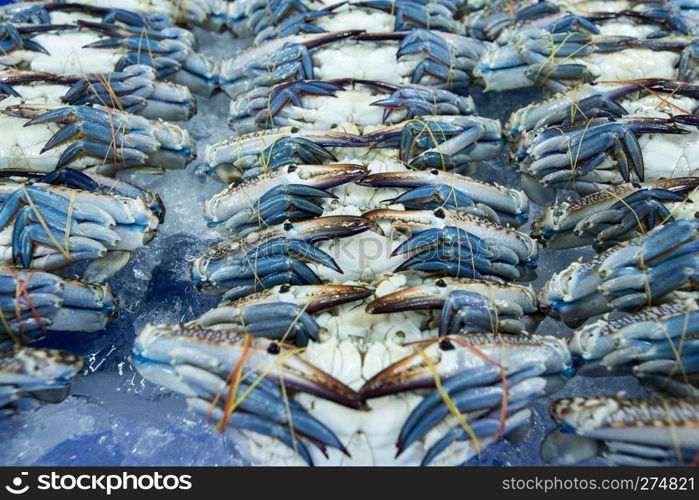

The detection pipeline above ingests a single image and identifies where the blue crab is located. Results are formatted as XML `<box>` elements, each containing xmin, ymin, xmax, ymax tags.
<box><xmin>2</xmin><ymin>2</ymin><xmax>175</xmax><ymax>30</ymax></box>
<box><xmin>539</xmin><ymin>218</ymin><xmax>699</xmax><ymax>326</ymax></box>
<box><xmin>542</xmin><ymin>395</ymin><xmax>699</xmax><ymax>466</ymax></box>
<box><xmin>204</xmin><ymin>127</ymin><xmax>367</xmax><ymax>183</ymax></box>
<box><xmin>568</xmin><ymin>298</ymin><xmax>699</xmax><ymax>387</ymax></box>
<box><xmin>0</xmin><ymin>65</ymin><xmax>196</xmax><ymax>121</ymax></box>
<box><xmin>358</xmin><ymin>333</ymin><xmax>572</xmax><ymax>465</ymax></box>
<box><xmin>463</xmin><ymin>1</ymin><xmax>600</xmax><ymax>43</ymax></box>
<box><xmin>228</xmin><ymin>0</ymin><xmax>468</xmax><ymax>44</ymax></box>
<box><xmin>364</xmin><ymin>115</ymin><xmax>504</xmax><ymax>173</ymax></box>
<box><xmin>192</xmin><ymin>283</ymin><xmax>372</xmax><ymax>346</ymax></box>
<box><xmin>365</xmin><ymin>277</ymin><xmax>542</xmax><ymax>335</ymax></box>
<box><xmin>0</xmin><ymin>19</ymin><xmax>218</xmax><ymax>96</ymax></box>
<box><xmin>357</xmin><ymin>169</ymin><xmax>529</xmax><ymax>227</ymax></box>
<box><xmin>505</xmin><ymin>79</ymin><xmax>699</xmax><ymax>140</ymax></box>
<box><xmin>0</xmin><ymin>345</ymin><xmax>83</xmax><ymax>416</ymax></box>
<box><xmin>362</xmin><ymin>208</ymin><xmax>538</xmax><ymax>282</ymax></box>
<box><xmin>207</xmin><ymin>116</ymin><xmax>503</xmax><ymax>184</ymax></box>
<box><xmin>203</xmin><ymin>163</ymin><xmax>367</xmax><ymax>232</ymax></box>
<box><xmin>2</xmin><ymin>0</ymin><xmax>224</xmax><ymax>29</ymax></box>
<box><xmin>474</xmin><ymin>24</ymin><xmax>695</xmax><ymax>92</ymax></box>
<box><xmin>514</xmin><ymin>115</ymin><xmax>699</xmax><ymax>205</ymax></box>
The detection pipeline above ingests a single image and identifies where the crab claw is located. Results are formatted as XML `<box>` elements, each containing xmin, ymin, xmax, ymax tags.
<box><xmin>205</xmin><ymin>164</ymin><xmax>368</xmax><ymax>232</ymax></box>
<box><xmin>357</xmin><ymin>169</ymin><xmax>528</xmax><ymax>227</ymax></box>
<box><xmin>366</xmin><ymin>277</ymin><xmax>540</xmax><ymax>335</ymax></box>
<box><xmin>359</xmin><ymin>334</ymin><xmax>571</xmax><ymax>400</ymax></box>
<box><xmin>398</xmin><ymin>366</ymin><xmax>545</xmax><ymax>460</ymax></box>
<box><xmin>132</xmin><ymin>323</ymin><xmax>364</xmax><ymax>410</ymax></box>
<box><xmin>190</xmin><ymin>216</ymin><xmax>375</xmax><ymax>298</ymax></box>
<box><xmin>228</xmin><ymin>284</ymin><xmax>373</xmax><ymax>313</ymax></box>
<box><xmin>194</xmin><ymin>283</ymin><xmax>373</xmax><ymax>347</ymax></box>
<box><xmin>184</xmin><ymin>371</ymin><xmax>350</xmax><ymax>464</ymax></box>
<box><xmin>1</xmin><ymin>346</ymin><xmax>83</xmax><ymax>405</ymax></box>
<box><xmin>366</xmin><ymin>277</ymin><xmax>533</xmax><ymax>312</ymax></box>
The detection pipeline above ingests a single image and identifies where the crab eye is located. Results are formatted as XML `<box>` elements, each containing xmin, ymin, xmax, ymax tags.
<box><xmin>267</xmin><ymin>343</ymin><xmax>280</xmax><ymax>355</ymax></box>
<box><xmin>280</xmin><ymin>284</ymin><xmax>291</xmax><ymax>293</ymax></box>
<box><xmin>288</xmin><ymin>165</ymin><xmax>297</xmax><ymax>173</ymax></box>
<box><xmin>290</xmin><ymin>127</ymin><xmax>300</xmax><ymax>133</ymax></box>
<box><xmin>430</xmin><ymin>169</ymin><xmax>439</xmax><ymax>175</ymax></box>
<box><xmin>434</xmin><ymin>208</ymin><xmax>445</xmax><ymax>219</ymax></box>
<box><xmin>283</xmin><ymin>221</ymin><xmax>293</xmax><ymax>231</ymax></box>
<box><xmin>435</xmin><ymin>278</ymin><xmax>447</xmax><ymax>287</ymax></box>
<box><xmin>439</xmin><ymin>338</ymin><xmax>454</xmax><ymax>351</ymax></box>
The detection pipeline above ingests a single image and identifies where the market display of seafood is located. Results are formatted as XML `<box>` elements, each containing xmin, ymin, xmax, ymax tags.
<box><xmin>0</xmin><ymin>0</ymin><xmax>696</xmax><ymax>468</ymax></box>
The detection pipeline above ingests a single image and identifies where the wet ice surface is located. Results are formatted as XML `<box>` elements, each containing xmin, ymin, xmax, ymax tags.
<box><xmin>0</xmin><ymin>30</ymin><xmax>644</xmax><ymax>466</ymax></box>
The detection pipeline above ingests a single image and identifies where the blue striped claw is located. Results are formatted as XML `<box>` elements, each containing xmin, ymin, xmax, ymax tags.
<box><xmin>0</xmin><ymin>269</ymin><xmax>117</xmax><ymax>348</ymax></box>
<box><xmin>191</xmin><ymin>216</ymin><xmax>374</xmax><ymax>300</ymax></box>
<box><xmin>22</xmin><ymin>105</ymin><xmax>193</xmax><ymax>172</ymax></box>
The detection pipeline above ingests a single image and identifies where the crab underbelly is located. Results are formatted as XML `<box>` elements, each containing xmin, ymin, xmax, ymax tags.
<box><xmin>313</xmin><ymin>229</ymin><xmax>407</xmax><ymax>282</ymax></box>
<box><xmin>281</xmin><ymin>90</ymin><xmax>386</xmax><ymax>131</ymax></box>
<box><xmin>560</xmin><ymin>0</ymin><xmax>632</xmax><ymax>13</ymax></box>
<box><xmin>596</xmin><ymin>22</ymin><xmax>659</xmax><ymax>38</ymax></box>
<box><xmin>11</xmin><ymin>84</ymin><xmax>72</xmax><ymax>104</ymax></box>
<box><xmin>28</xmin><ymin>32</ymin><xmax>121</xmax><ymax>75</ymax></box>
<box><xmin>0</xmin><ymin>109</ymin><xmax>98</xmax><ymax>172</ymax></box>
<box><xmin>315</xmin><ymin>10</ymin><xmax>397</xmax><ymax>33</ymax></box>
<box><xmin>314</xmin><ymin>45</ymin><xmax>417</xmax><ymax>84</ymax></box>
<box><xmin>47</xmin><ymin>11</ymin><xmax>102</xmax><ymax>24</ymax></box>
<box><xmin>667</xmin><ymin>191</ymin><xmax>699</xmax><ymax>220</ymax></box>
<box><xmin>229</xmin><ymin>282</ymin><xmax>493</xmax><ymax>466</ymax></box>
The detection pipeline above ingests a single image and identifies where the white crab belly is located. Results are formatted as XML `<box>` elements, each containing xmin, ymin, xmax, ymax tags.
<box><xmin>26</xmin><ymin>32</ymin><xmax>121</xmax><ymax>75</ymax></box>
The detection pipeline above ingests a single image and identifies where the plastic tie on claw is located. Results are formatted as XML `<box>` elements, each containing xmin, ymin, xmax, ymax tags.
<box><xmin>19</xmin><ymin>184</ymin><xmax>74</xmax><ymax>265</ymax></box>
<box><xmin>417</xmin><ymin>345</ymin><xmax>482</xmax><ymax>453</ymax></box>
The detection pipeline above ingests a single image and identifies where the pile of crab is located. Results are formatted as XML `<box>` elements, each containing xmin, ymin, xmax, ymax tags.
<box><xmin>122</xmin><ymin>0</ymin><xmax>698</xmax><ymax>466</ymax></box>
<box><xmin>0</xmin><ymin>1</ymin><xmax>220</xmax><ymax>418</ymax></box>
